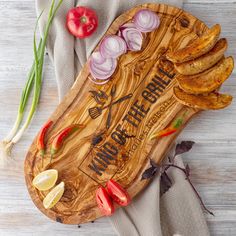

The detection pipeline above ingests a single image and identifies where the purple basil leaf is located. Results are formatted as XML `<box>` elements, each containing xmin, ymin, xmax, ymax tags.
<box><xmin>141</xmin><ymin>166</ymin><xmax>158</xmax><ymax>180</ymax></box>
<box><xmin>150</xmin><ymin>159</ymin><xmax>159</xmax><ymax>168</ymax></box>
<box><xmin>185</xmin><ymin>164</ymin><xmax>190</xmax><ymax>178</ymax></box>
<box><xmin>160</xmin><ymin>171</ymin><xmax>172</xmax><ymax>196</ymax></box>
<box><xmin>175</xmin><ymin>141</ymin><xmax>195</xmax><ymax>157</ymax></box>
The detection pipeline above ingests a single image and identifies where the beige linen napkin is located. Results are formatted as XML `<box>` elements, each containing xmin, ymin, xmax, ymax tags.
<box><xmin>36</xmin><ymin>1</ymin><xmax>210</xmax><ymax>235</ymax></box>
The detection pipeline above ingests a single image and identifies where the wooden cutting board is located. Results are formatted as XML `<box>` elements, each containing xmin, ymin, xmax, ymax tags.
<box><xmin>24</xmin><ymin>3</ymin><xmax>207</xmax><ymax>224</ymax></box>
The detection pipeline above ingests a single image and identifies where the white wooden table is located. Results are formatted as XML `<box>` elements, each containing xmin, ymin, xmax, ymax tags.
<box><xmin>0</xmin><ymin>1</ymin><xmax>235</xmax><ymax>235</ymax></box>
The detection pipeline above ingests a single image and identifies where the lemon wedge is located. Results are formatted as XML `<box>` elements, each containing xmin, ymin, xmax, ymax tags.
<box><xmin>43</xmin><ymin>182</ymin><xmax>65</xmax><ymax>209</ymax></box>
<box><xmin>33</xmin><ymin>169</ymin><xmax>58</xmax><ymax>191</ymax></box>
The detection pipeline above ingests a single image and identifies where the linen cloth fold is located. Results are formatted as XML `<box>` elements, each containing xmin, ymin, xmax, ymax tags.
<box><xmin>36</xmin><ymin>0</ymin><xmax>210</xmax><ymax>235</ymax></box>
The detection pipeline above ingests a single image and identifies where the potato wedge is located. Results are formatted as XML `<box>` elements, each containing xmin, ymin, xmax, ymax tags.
<box><xmin>173</xmin><ymin>87</ymin><xmax>233</xmax><ymax>110</ymax></box>
<box><xmin>166</xmin><ymin>24</ymin><xmax>221</xmax><ymax>63</ymax></box>
<box><xmin>177</xmin><ymin>56</ymin><xmax>234</xmax><ymax>94</ymax></box>
<box><xmin>174</xmin><ymin>38</ymin><xmax>227</xmax><ymax>75</ymax></box>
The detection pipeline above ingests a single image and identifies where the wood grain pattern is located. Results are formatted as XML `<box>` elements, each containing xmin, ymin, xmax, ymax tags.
<box><xmin>23</xmin><ymin>3</ymin><xmax>209</xmax><ymax>224</ymax></box>
<box><xmin>0</xmin><ymin>1</ymin><xmax>236</xmax><ymax>235</ymax></box>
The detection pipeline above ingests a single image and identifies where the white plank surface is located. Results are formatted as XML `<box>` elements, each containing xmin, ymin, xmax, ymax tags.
<box><xmin>0</xmin><ymin>1</ymin><xmax>235</xmax><ymax>235</ymax></box>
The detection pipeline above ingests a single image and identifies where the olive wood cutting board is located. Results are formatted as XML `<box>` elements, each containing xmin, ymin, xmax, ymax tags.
<box><xmin>24</xmin><ymin>3</ymin><xmax>207</xmax><ymax>224</ymax></box>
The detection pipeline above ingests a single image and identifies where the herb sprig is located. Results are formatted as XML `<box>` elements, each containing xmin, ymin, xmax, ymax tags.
<box><xmin>141</xmin><ymin>141</ymin><xmax>214</xmax><ymax>216</ymax></box>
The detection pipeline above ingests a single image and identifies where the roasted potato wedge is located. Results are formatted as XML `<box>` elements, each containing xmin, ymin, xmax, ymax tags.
<box><xmin>177</xmin><ymin>56</ymin><xmax>234</xmax><ymax>94</ymax></box>
<box><xmin>174</xmin><ymin>38</ymin><xmax>227</xmax><ymax>75</ymax></box>
<box><xmin>166</xmin><ymin>24</ymin><xmax>221</xmax><ymax>63</ymax></box>
<box><xmin>173</xmin><ymin>87</ymin><xmax>233</xmax><ymax>110</ymax></box>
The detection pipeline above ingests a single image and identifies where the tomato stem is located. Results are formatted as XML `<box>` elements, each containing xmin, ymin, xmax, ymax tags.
<box><xmin>80</xmin><ymin>16</ymin><xmax>87</xmax><ymax>23</ymax></box>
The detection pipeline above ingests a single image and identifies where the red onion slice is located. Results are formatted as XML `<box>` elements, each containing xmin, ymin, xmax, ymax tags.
<box><xmin>89</xmin><ymin>51</ymin><xmax>117</xmax><ymax>80</ymax></box>
<box><xmin>99</xmin><ymin>35</ymin><xmax>127</xmax><ymax>58</ymax></box>
<box><xmin>88</xmin><ymin>76</ymin><xmax>110</xmax><ymax>85</ymax></box>
<box><xmin>120</xmin><ymin>22</ymin><xmax>136</xmax><ymax>28</ymax></box>
<box><xmin>134</xmin><ymin>9</ymin><xmax>160</xmax><ymax>33</ymax></box>
<box><xmin>119</xmin><ymin>23</ymin><xmax>143</xmax><ymax>51</ymax></box>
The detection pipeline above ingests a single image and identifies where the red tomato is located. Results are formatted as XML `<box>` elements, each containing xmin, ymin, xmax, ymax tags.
<box><xmin>107</xmin><ymin>179</ymin><xmax>131</xmax><ymax>206</ymax></box>
<box><xmin>96</xmin><ymin>187</ymin><xmax>114</xmax><ymax>216</ymax></box>
<box><xmin>66</xmin><ymin>6</ymin><xmax>98</xmax><ymax>38</ymax></box>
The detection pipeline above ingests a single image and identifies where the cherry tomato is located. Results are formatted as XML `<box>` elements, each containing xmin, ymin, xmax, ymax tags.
<box><xmin>66</xmin><ymin>6</ymin><xmax>98</xmax><ymax>39</ymax></box>
<box><xmin>96</xmin><ymin>187</ymin><xmax>114</xmax><ymax>216</ymax></box>
<box><xmin>107</xmin><ymin>179</ymin><xmax>131</xmax><ymax>206</ymax></box>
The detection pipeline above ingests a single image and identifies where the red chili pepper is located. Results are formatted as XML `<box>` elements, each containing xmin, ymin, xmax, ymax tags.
<box><xmin>157</xmin><ymin>127</ymin><xmax>177</xmax><ymax>137</ymax></box>
<box><xmin>96</xmin><ymin>187</ymin><xmax>114</xmax><ymax>216</ymax></box>
<box><xmin>66</xmin><ymin>6</ymin><xmax>98</xmax><ymax>39</ymax></box>
<box><xmin>107</xmin><ymin>179</ymin><xmax>131</xmax><ymax>206</ymax></box>
<box><xmin>50</xmin><ymin>124</ymin><xmax>85</xmax><ymax>162</ymax></box>
<box><xmin>37</xmin><ymin>120</ymin><xmax>53</xmax><ymax>165</ymax></box>
<box><xmin>151</xmin><ymin>112</ymin><xmax>188</xmax><ymax>140</ymax></box>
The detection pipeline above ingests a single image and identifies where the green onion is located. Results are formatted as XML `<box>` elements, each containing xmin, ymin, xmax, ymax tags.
<box><xmin>2</xmin><ymin>0</ymin><xmax>63</xmax><ymax>155</ymax></box>
<box><xmin>3</xmin><ymin>43</ymin><xmax>40</xmax><ymax>144</ymax></box>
